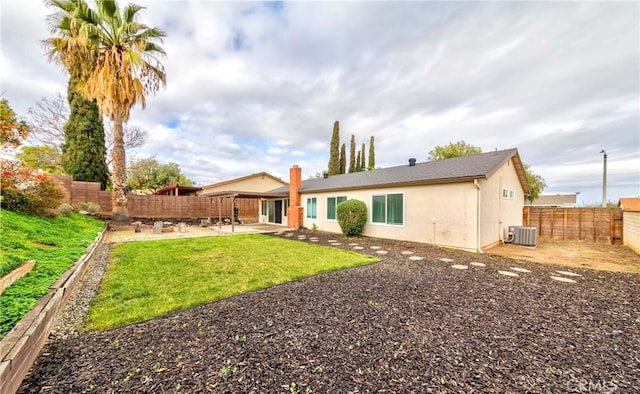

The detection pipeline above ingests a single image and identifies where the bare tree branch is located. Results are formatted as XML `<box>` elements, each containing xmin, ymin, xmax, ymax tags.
<box><xmin>25</xmin><ymin>94</ymin><xmax>67</xmax><ymax>145</ymax></box>
<box><xmin>25</xmin><ymin>93</ymin><xmax>147</xmax><ymax>166</ymax></box>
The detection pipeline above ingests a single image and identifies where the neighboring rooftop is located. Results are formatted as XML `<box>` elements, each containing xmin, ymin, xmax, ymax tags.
<box><xmin>271</xmin><ymin>148</ymin><xmax>529</xmax><ymax>194</ymax></box>
<box><xmin>618</xmin><ymin>197</ymin><xmax>640</xmax><ymax>212</ymax></box>
<box><xmin>527</xmin><ymin>193</ymin><xmax>578</xmax><ymax>207</ymax></box>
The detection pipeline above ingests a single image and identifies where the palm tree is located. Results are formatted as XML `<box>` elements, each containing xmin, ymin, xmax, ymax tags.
<box><xmin>46</xmin><ymin>0</ymin><xmax>166</xmax><ymax>221</ymax></box>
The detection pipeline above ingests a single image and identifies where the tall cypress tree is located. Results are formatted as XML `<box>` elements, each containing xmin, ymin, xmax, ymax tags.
<box><xmin>348</xmin><ymin>134</ymin><xmax>356</xmax><ymax>173</ymax></box>
<box><xmin>359</xmin><ymin>143</ymin><xmax>366</xmax><ymax>172</ymax></box>
<box><xmin>368</xmin><ymin>136</ymin><xmax>375</xmax><ymax>170</ymax></box>
<box><xmin>339</xmin><ymin>143</ymin><xmax>346</xmax><ymax>174</ymax></box>
<box><xmin>355</xmin><ymin>149</ymin><xmax>361</xmax><ymax>172</ymax></box>
<box><xmin>327</xmin><ymin>120</ymin><xmax>340</xmax><ymax>175</ymax></box>
<box><xmin>61</xmin><ymin>77</ymin><xmax>109</xmax><ymax>189</ymax></box>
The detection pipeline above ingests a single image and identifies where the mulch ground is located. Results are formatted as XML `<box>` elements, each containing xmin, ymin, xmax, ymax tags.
<box><xmin>19</xmin><ymin>229</ymin><xmax>640</xmax><ymax>393</ymax></box>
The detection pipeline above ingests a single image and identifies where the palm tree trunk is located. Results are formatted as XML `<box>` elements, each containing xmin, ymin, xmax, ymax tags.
<box><xmin>111</xmin><ymin>118</ymin><xmax>129</xmax><ymax>222</ymax></box>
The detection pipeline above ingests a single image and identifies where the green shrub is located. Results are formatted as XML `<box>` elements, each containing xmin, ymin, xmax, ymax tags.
<box><xmin>1</xmin><ymin>160</ymin><xmax>65</xmax><ymax>216</ymax></box>
<box><xmin>337</xmin><ymin>199</ymin><xmax>367</xmax><ymax>236</ymax></box>
<box><xmin>58</xmin><ymin>203</ymin><xmax>74</xmax><ymax>216</ymax></box>
<box><xmin>77</xmin><ymin>201</ymin><xmax>101</xmax><ymax>214</ymax></box>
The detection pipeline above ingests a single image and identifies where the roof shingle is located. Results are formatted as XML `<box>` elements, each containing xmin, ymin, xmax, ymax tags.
<box><xmin>270</xmin><ymin>148</ymin><xmax>527</xmax><ymax>194</ymax></box>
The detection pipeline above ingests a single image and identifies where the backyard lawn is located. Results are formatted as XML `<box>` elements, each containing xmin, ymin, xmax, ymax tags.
<box><xmin>86</xmin><ymin>234</ymin><xmax>379</xmax><ymax>330</ymax></box>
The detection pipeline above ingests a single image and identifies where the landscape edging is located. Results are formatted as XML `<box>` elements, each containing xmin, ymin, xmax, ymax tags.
<box><xmin>0</xmin><ymin>225</ymin><xmax>106</xmax><ymax>394</ymax></box>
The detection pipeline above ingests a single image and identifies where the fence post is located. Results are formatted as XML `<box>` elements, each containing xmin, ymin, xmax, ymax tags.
<box><xmin>563</xmin><ymin>208</ymin><xmax>567</xmax><ymax>241</ymax></box>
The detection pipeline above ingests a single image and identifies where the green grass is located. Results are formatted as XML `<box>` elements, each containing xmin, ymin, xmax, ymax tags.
<box><xmin>0</xmin><ymin>209</ymin><xmax>104</xmax><ymax>338</ymax></box>
<box><xmin>86</xmin><ymin>234</ymin><xmax>378</xmax><ymax>331</ymax></box>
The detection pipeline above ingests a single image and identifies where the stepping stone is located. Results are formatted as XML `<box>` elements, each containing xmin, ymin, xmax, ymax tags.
<box><xmin>439</xmin><ymin>258</ymin><xmax>454</xmax><ymax>263</ymax></box>
<box><xmin>551</xmin><ymin>276</ymin><xmax>577</xmax><ymax>283</ymax></box>
<box><xmin>327</xmin><ymin>240</ymin><xmax>338</xmax><ymax>243</ymax></box>
<box><xmin>498</xmin><ymin>270</ymin><xmax>519</xmax><ymax>277</ymax></box>
<box><xmin>511</xmin><ymin>267</ymin><xmax>531</xmax><ymax>273</ymax></box>
<box><xmin>348</xmin><ymin>243</ymin><xmax>359</xmax><ymax>246</ymax></box>
<box><xmin>330</xmin><ymin>242</ymin><xmax>341</xmax><ymax>245</ymax></box>
<box><xmin>310</xmin><ymin>240</ymin><xmax>319</xmax><ymax>242</ymax></box>
<box><xmin>375</xmin><ymin>250</ymin><xmax>388</xmax><ymax>255</ymax></box>
<box><xmin>451</xmin><ymin>264</ymin><xmax>468</xmax><ymax>270</ymax></box>
<box><xmin>297</xmin><ymin>236</ymin><xmax>307</xmax><ymax>239</ymax></box>
<box><xmin>409</xmin><ymin>256</ymin><xmax>424</xmax><ymax>261</ymax></box>
<box><xmin>401</xmin><ymin>251</ymin><xmax>414</xmax><ymax>255</ymax></box>
<box><xmin>555</xmin><ymin>271</ymin><xmax>582</xmax><ymax>277</ymax></box>
<box><xmin>353</xmin><ymin>246</ymin><xmax>364</xmax><ymax>250</ymax></box>
<box><xmin>370</xmin><ymin>246</ymin><xmax>381</xmax><ymax>250</ymax></box>
<box><xmin>470</xmin><ymin>262</ymin><xmax>486</xmax><ymax>267</ymax></box>
<box><xmin>285</xmin><ymin>233</ymin><xmax>294</xmax><ymax>237</ymax></box>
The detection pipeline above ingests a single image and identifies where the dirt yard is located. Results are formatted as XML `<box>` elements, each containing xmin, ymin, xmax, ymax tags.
<box><xmin>486</xmin><ymin>240</ymin><xmax>640</xmax><ymax>274</ymax></box>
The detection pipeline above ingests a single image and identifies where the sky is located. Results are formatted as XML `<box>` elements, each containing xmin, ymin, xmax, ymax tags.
<box><xmin>1</xmin><ymin>0</ymin><xmax>638</xmax><ymax>205</ymax></box>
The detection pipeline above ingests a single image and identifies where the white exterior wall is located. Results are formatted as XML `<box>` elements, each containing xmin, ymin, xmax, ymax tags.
<box><xmin>299</xmin><ymin>158</ymin><xmax>524</xmax><ymax>252</ymax></box>
<box><xmin>623</xmin><ymin>211</ymin><xmax>640</xmax><ymax>255</ymax></box>
<box><xmin>479</xmin><ymin>158</ymin><xmax>525</xmax><ymax>248</ymax></box>
<box><xmin>301</xmin><ymin>182</ymin><xmax>479</xmax><ymax>251</ymax></box>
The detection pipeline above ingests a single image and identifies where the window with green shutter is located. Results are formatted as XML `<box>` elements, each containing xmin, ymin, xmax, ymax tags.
<box><xmin>327</xmin><ymin>196</ymin><xmax>347</xmax><ymax>220</ymax></box>
<box><xmin>306</xmin><ymin>197</ymin><xmax>317</xmax><ymax>219</ymax></box>
<box><xmin>371</xmin><ymin>193</ymin><xmax>403</xmax><ymax>225</ymax></box>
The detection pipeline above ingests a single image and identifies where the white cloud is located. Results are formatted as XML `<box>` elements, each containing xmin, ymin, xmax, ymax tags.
<box><xmin>1</xmin><ymin>1</ymin><xmax>638</xmax><ymax>204</ymax></box>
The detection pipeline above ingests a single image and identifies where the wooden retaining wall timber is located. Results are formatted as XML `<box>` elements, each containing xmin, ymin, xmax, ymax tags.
<box><xmin>0</xmin><ymin>228</ymin><xmax>106</xmax><ymax>394</ymax></box>
<box><xmin>523</xmin><ymin>207</ymin><xmax>623</xmax><ymax>244</ymax></box>
<box><xmin>0</xmin><ymin>261</ymin><xmax>35</xmax><ymax>295</ymax></box>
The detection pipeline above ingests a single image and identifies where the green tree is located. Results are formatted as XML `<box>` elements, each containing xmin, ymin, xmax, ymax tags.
<box><xmin>327</xmin><ymin>120</ymin><xmax>340</xmax><ymax>175</ymax></box>
<box><xmin>523</xmin><ymin>164</ymin><xmax>547</xmax><ymax>202</ymax></box>
<box><xmin>127</xmin><ymin>158</ymin><xmax>193</xmax><ymax>193</ymax></box>
<box><xmin>360</xmin><ymin>142</ymin><xmax>366</xmax><ymax>172</ymax></box>
<box><xmin>349</xmin><ymin>134</ymin><xmax>356</xmax><ymax>173</ymax></box>
<box><xmin>427</xmin><ymin>140</ymin><xmax>482</xmax><ymax>161</ymax></box>
<box><xmin>0</xmin><ymin>98</ymin><xmax>30</xmax><ymax>150</ymax></box>
<box><xmin>16</xmin><ymin>145</ymin><xmax>64</xmax><ymax>174</ymax></box>
<box><xmin>339</xmin><ymin>143</ymin><xmax>346</xmax><ymax>174</ymax></box>
<box><xmin>356</xmin><ymin>149</ymin><xmax>362</xmax><ymax>172</ymax></box>
<box><xmin>367</xmin><ymin>136</ymin><xmax>375</xmax><ymax>170</ymax></box>
<box><xmin>46</xmin><ymin>0</ymin><xmax>167</xmax><ymax>221</ymax></box>
<box><xmin>62</xmin><ymin>76</ymin><xmax>110</xmax><ymax>189</ymax></box>
<box><xmin>43</xmin><ymin>1</ymin><xmax>109</xmax><ymax>188</ymax></box>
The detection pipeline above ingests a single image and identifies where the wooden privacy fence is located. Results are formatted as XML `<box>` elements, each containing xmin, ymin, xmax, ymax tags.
<box><xmin>523</xmin><ymin>207</ymin><xmax>623</xmax><ymax>244</ymax></box>
<box><xmin>52</xmin><ymin>175</ymin><xmax>260</xmax><ymax>222</ymax></box>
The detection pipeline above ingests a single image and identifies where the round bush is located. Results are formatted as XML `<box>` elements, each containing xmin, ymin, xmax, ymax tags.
<box><xmin>337</xmin><ymin>199</ymin><xmax>367</xmax><ymax>237</ymax></box>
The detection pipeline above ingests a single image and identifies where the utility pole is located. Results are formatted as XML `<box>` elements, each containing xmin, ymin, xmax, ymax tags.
<box><xmin>600</xmin><ymin>150</ymin><xmax>607</xmax><ymax>207</ymax></box>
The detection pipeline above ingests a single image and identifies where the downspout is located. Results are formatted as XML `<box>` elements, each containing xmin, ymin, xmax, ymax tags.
<box><xmin>474</xmin><ymin>179</ymin><xmax>483</xmax><ymax>253</ymax></box>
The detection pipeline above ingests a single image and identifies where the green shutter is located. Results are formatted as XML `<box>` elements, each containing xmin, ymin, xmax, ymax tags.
<box><xmin>327</xmin><ymin>197</ymin><xmax>336</xmax><ymax>220</ymax></box>
<box><xmin>387</xmin><ymin>194</ymin><xmax>403</xmax><ymax>225</ymax></box>
<box><xmin>372</xmin><ymin>195</ymin><xmax>386</xmax><ymax>223</ymax></box>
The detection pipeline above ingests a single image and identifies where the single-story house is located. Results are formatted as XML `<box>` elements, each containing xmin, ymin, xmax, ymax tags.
<box><xmin>197</xmin><ymin>172</ymin><xmax>287</xmax><ymax>196</ymax></box>
<box><xmin>265</xmin><ymin>148</ymin><xmax>529</xmax><ymax>252</ymax></box>
<box><xmin>526</xmin><ymin>193</ymin><xmax>578</xmax><ymax>207</ymax></box>
<box><xmin>154</xmin><ymin>184</ymin><xmax>202</xmax><ymax>196</ymax></box>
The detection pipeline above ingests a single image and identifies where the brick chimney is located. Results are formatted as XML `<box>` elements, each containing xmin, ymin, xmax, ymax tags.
<box><xmin>287</xmin><ymin>165</ymin><xmax>303</xmax><ymax>228</ymax></box>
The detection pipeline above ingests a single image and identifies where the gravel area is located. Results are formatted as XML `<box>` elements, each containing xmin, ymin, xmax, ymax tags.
<box><xmin>19</xmin><ymin>229</ymin><xmax>640</xmax><ymax>393</ymax></box>
<box><xmin>50</xmin><ymin>242</ymin><xmax>111</xmax><ymax>341</ymax></box>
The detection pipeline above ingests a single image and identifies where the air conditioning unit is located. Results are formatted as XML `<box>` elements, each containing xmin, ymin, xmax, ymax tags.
<box><xmin>507</xmin><ymin>226</ymin><xmax>537</xmax><ymax>247</ymax></box>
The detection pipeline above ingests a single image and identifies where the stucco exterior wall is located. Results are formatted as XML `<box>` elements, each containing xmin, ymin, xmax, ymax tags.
<box><xmin>301</xmin><ymin>182</ymin><xmax>479</xmax><ymax>251</ymax></box>
<box><xmin>479</xmin><ymin>158</ymin><xmax>525</xmax><ymax>247</ymax></box>
<box><xmin>198</xmin><ymin>174</ymin><xmax>286</xmax><ymax>195</ymax></box>
<box><xmin>623</xmin><ymin>211</ymin><xmax>640</xmax><ymax>255</ymax></box>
